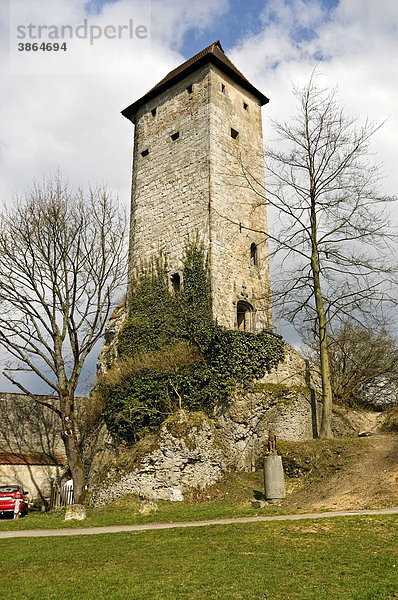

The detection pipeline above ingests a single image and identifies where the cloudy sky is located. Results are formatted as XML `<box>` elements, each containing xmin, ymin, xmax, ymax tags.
<box><xmin>0</xmin><ymin>0</ymin><xmax>397</xmax><ymax>391</ymax></box>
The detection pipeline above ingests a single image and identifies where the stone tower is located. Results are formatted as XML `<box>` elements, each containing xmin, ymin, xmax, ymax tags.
<box><xmin>122</xmin><ymin>41</ymin><xmax>272</xmax><ymax>332</ymax></box>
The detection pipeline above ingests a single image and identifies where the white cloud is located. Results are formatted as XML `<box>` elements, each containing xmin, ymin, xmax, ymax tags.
<box><xmin>0</xmin><ymin>0</ymin><xmax>397</xmax><ymax>382</ymax></box>
<box><xmin>0</xmin><ymin>0</ymin><xmax>230</xmax><ymax>391</ymax></box>
<box><xmin>228</xmin><ymin>0</ymin><xmax>398</xmax><ymax>199</ymax></box>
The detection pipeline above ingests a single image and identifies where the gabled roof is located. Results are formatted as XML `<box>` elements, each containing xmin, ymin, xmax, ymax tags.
<box><xmin>0</xmin><ymin>452</ymin><xmax>65</xmax><ymax>466</ymax></box>
<box><xmin>122</xmin><ymin>40</ymin><xmax>269</xmax><ymax>123</ymax></box>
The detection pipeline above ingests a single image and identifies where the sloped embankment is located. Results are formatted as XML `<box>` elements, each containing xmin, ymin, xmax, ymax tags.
<box><xmin>280</xmin><ymin>433</ymin><xmax>398</xmax><ymax>511</ymax></box>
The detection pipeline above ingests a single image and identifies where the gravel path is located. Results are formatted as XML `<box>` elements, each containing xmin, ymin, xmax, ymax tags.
<box><xmin>1</xmin><ymin>507</ymin><xmax>397</xmax><ymax>539</ymax></box>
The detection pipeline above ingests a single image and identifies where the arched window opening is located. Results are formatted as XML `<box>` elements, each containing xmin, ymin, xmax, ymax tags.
<box><xmin>250</xmin><ymin>243</ymin><xmax>257</xmax><ymax>266</ymax></box>
<box><xmin>237</xmin><ymin>301</ymin><xmax>254</xmax><ymax>332</ymax></box>
<box><xmin>171</xmin><ymin>273</ymin><xmax>181</xmax><ymax>294</ymax></box>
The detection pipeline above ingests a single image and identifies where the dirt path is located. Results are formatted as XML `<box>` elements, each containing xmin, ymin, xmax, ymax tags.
<box><xmin>0</xmin><ymin>507</ymin><xmax>397</xmax><ymax>540</ymax></box>
<box><xmin>289</xmin><ymin>434</ymin><xmax>398</xmax><ymax>511</ymax></box>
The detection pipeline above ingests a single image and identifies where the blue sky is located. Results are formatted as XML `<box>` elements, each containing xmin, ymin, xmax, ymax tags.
<box><xmin>85</xmin><ymin>0</ymin><xmax>340</xmax><ymax>57</ymax></box>
<box><xmin>178</xmin><ymin>0</ymin><xmax>339</xmax><ymax>57</ymax></box>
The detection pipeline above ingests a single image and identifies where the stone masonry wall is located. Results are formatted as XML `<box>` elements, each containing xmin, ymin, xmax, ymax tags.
<box><xmin>209</xmin><ymin>64</ymin><xmax>272</xmax><ymax>331</ymax></box>
<box><xmin>128</xmin><ymin>62</ymin><xmax>272</xmax><ymax>331</ymax></box>
<box><xmin>129</xmin><ymin>66</ymin><xmax>211</xmax><ymax>284</ymax></box>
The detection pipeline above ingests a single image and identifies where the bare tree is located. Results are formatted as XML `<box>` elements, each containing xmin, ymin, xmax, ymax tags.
<box><xmin>240</xmin><ymin>72</ymin><xmax>397</xmax><ymax>438</ymax></box>
<box><xmin>0</xmin><ymin>175</ymin><xmax>127</xmax><ymax>504</ymax></box>
<box><xmin>326</xmin><ymin>320</ymin><xmax>398</xmax><ymax>409</ymax></box>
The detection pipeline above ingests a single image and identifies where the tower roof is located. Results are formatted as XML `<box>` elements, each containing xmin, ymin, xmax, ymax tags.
<box><xmin>122</xmin><ymin>40</ymin><xmax>269</xmax><ymax>123</ymax></box>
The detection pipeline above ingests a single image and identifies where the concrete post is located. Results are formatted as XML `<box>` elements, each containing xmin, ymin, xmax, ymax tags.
<box><xmin>263</xmin><ymin>455</ymin><xmax>286</xmax><ymax>500</ymax></box>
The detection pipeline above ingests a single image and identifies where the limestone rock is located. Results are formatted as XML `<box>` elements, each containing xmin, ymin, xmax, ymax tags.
<box><xmin>64</xmin><ymin>504</ymin><xmax>86</xmax><ymax>521</ymax></box>
<box><xmin>214</xmin><ymin>387</ymin><xmax>321</xmax><ymax>471</ymax></box>
<box><xmin>90</xmin><ymin>410</ymin><xmax>228</xmax><ymax>506</ymax></box>
<box><xmin>251</xmin><ymin>500</ymin><xmax>268</xmax><ymax>508</ymax></box>
<box><xmin>139</xmin><ymin>501</ymin><xmax>158</xmax><ymax>515</ymax></box>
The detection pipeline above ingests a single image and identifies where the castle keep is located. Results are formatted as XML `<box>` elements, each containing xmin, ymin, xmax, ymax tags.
<box><xmin>122</xmin><ymin>41</ymin><xmax>272</xmax><ymax>332</ymax></box>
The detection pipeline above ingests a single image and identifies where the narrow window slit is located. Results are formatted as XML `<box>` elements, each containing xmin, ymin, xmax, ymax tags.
<box><xmin>171</xmin><ymin>273</ymin><xmax>181</xmax><ymax>293</ymax></box>
<box><xmin>141</xmin><ymin>149</ymin><xmax>149</xmax><ymax>157</ymax></box>
<box><xmin>250</xmin><ymin>243</ymin><xmax>257</xmax><ymax>266</ymax></box>
<box><xmin>171</xmin><ymin>131</ymin><xmax>180</xmax><ymax>141</ymax></box>
<box><xmin>230</xmin><ymin>128</ymin><xmax>239</xmax><ymax>140</ymax></box>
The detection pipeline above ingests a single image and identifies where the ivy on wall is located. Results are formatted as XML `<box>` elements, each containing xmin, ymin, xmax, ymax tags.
<box><xmin>99</xmin><ymin>242</ymin><xmax>284</xmax><ymax>444</ymax></box>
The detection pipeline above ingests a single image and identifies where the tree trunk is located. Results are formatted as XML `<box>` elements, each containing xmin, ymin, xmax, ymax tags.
<box><xmin>61</xmin><ymin>396</ymin><xmax>87</xmax><ymax>504</ymax></box>
<box><xmin>311</xmin><ymin>247</ymin><xmax>334</xmax><ymax>439</ymax></box>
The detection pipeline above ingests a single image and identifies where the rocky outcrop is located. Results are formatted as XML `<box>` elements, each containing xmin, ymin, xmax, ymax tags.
<box><xmin>214</xmin><ymin>385</ymin><xmax>320</xmax><ymax>470</ymax></box>
<box><xmin>97</xmin><ymin>300</ymin><xmax>127</xmax><ymax>375</ymax></box>
<box><xmin>91</xmin><ymin>410</ymin><xmax>228</xmax><ymax>505</ymax></box>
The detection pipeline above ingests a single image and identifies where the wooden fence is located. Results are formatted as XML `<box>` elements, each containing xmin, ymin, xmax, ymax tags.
<box><xmin>50</xmin><ymin>484</ymin><xmax>74</xmax><ymax>508</ymax></box>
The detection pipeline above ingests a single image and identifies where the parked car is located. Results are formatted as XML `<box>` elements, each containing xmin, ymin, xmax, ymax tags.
<box><xmin>0</xmin><ymin>485</ymin><xmax>29</xmax><ymax>518</ymax></box>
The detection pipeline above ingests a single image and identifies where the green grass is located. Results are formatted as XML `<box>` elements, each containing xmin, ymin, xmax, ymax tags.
<box><xmin>0</xmin><ymin>471</ymin><xmax>285</xmax><ymax>531</ymax></box>
<box><xmin>1</xmin><ymin>515</ymin><xmax>397</xmax><ymax>599</ymax></box>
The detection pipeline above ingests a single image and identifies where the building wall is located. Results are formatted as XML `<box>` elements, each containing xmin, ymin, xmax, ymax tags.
<box><xmin>128</xmin><ymin>63</ymin><xmax>272</xmax><ymax>331</ymax></box>
<box><xmin>0</xmin><ymin>394</ymin><xmax>64</xmax><ymax>456</ymax></box>
<box><xmin>129</xmin><ymin>66</ymin><xmax>211</xmax><ymax>282</ymax></box>
<box><xmin>0</xmin><ymin>464</ymin><xmax>63</xmax><ymax>499</ymax></box>
<box><xmin>209</xmin><ymin>65</ymin><xmax>272</xmax><ymax>330</ymax></box>
<box><xmin>0</xmin><ymin>393</ymin><xmax>65</xmax><ymax>500</ymax></box>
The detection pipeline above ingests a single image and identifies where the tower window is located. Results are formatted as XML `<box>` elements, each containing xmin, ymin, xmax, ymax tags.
<box><xmin>151</xmin><ymin>108</ymin><xmax>157</xmax><ymax>117</ymax></box>
<box><xmin>250</xmin><ymin>243</ymin><xmax>258</xmax><ymax>266</ymax></box>
<box><xmin>237</xmin><ymin>301</ymin><xmax>254</xmax><ymax>332</ymax></box>
<box><xmin>243</xmin><ymin>102</ymin><xmax>248</xmax><ymax>111</ymax></box>
<box><xmin>171</xmin><ymin>273</ymin><xmax>181</xmax><ymax>294</ymax></box>
<box><xmin>230</xmin><ymin>128</ymin><xmax>239</xmax><ymax>140</ymax></box>
<box><xmin>187</xmin><ymin>84</ymin><xmax>193</xmax><ymax>94</ymax></box>
<box><xmin>141</xmin><ymin>149</ymin><xmax>149</xmax><ymax>157</ymax></box>
<box><xmin>221</xmin><ymin>83</ymin><xmax>225</xmax><ymax>93</ymax></box>
<box><xmin>171</xmin><ymin>131</ymin><xmax>180</xmax><ymax>141</ymax></box>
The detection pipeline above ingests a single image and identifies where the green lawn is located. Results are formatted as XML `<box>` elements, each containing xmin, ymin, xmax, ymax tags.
<box><xmin>1</xmin><ymin>515</ymin><xmax>397</xmax><ymax>599</ymax></box>
<box><xmin>0</xmin><ymin>471</ymin><xmax>286</xmax><ymax>531</ymax></box>
<box><xmin>0</xmin><ymin>495</ymin><xmax>284</xmax><ymax>530</ymax></box>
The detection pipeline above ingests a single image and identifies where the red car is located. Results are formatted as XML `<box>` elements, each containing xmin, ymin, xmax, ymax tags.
<box><xmin>0</xmin><ymin>485</ymin><xmax>29</xmax><ymax>518</ymax></box>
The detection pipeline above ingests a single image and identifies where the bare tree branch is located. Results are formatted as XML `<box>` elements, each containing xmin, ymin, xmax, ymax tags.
<box><xmin>0</xmin><ymin>173</ymin><xmax>127</xmax><ymax>503</ymax></box>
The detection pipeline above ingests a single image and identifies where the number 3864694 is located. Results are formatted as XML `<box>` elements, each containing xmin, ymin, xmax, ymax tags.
<box><xmin>18</xmin><ymin>42</ymin><xmax>67</xmax><ymax>51</ymax></box>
